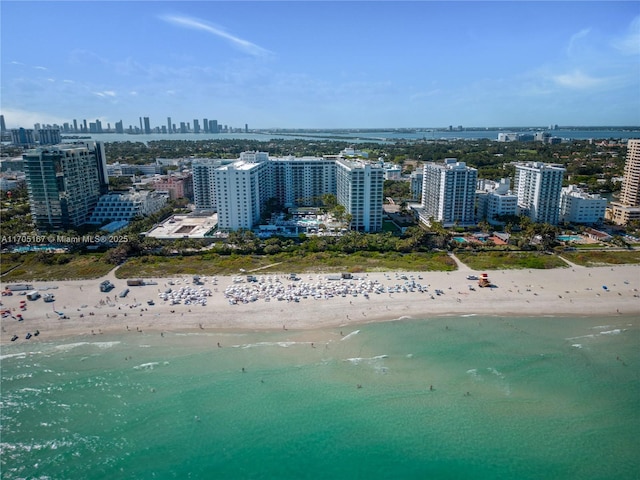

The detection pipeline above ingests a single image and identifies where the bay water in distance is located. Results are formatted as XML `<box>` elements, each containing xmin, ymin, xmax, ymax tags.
<box><xmin>1</xmin><ymin>315</ymin><xmax>638</xmax><ymax>479</ymax></box>
<box><xmin>65</xmin><ymin>128</ymin><xmax>640</xmax><ymax>145</ymax></box>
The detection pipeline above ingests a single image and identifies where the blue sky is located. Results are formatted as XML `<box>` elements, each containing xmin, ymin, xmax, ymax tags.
<box><xmin>2</xmin><ymin>1</ymin><xmax>639</xmax><ymax>129</ymax></box>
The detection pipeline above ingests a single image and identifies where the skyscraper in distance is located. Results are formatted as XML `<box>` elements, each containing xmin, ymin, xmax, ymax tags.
<box><xmin>167</xmin><ymin>117</ymin><xmax>172</xmax><ymax>134</ymax></box>
<box><xmin>143</xmin><ymin>117</ymin><xmax>151</xmax><ymax>134</ymax></box>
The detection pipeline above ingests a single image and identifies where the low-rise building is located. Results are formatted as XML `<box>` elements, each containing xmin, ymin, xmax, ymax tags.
<box><xmin>151</xmin><ymin>172</ymin><xmax>193</xmax><ymax>200</ymax></box>
<box><xmin>559</xmin><ymin>185</ymin><xmax>607</xmax><ymax>224</ymax></box>
<box><xmin>476</xmin><ymin>178</ymin><xmax>518</xmax><ymax>225</ymax></box>
<box><xmin>87</xmin><ymin>190</ymin><xmax>168</xmax><ymax>225</ymax></box>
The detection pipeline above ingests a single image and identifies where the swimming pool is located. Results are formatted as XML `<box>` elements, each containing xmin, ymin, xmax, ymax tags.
<box><xmin>558</xmin><ymin>235</ymin><xmax>582</xmax><ymax>242</ymax></box>
<box><xmin>11</xmin><ymin>245</ymin><xmax>56</xmax><ymax>253</ymax></box>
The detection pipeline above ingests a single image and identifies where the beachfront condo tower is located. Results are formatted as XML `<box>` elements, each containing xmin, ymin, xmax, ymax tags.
<box><xmin>336</xmin><ymin>158</ymin><xmax>384</xmax><ymax>232</ymax></box>
<box><xmin>213</xmin><ymin>152</ymin><xmax>273</xmax><ymax>231</ymax></box>
<box><xmin>420</xmin><ymin>159</ymin><xmax>478</xmax><ymax>227</ymax></box>
<box><xmin>513</xmin><ymin>162</ymin><xmax>565</xmax><ymax>225</ymax></box>
<box><xmin>192</xmin><ymin>158</ymin><xmax>236</xmax><ymax>212</ymax></box>
<box><xmin>607</xmin><ymin>139</ymin><xmax>640</xmax><ymax>225</ymax></box>
<box><xmin>23</xmin><ymin>141</ymin><xmax>109</xmax><ymax>231</ymax></box>
<box><xmin>211</xmin><ymin>152</ymin><xmax>384</xmax><ymax>232</ymax></box>
<box><xmin>271</xmin><ymin>156</ymin><xmax>337</xmax><ymax>208</ymax></box>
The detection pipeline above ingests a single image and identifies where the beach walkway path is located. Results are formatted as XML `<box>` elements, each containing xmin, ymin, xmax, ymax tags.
<box><xmin>448</xmin><ymin>253</ymin><xmax>474</xmax><ymax>272</ymax></box>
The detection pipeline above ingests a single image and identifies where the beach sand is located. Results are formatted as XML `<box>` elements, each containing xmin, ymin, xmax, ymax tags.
<box><xmin>2</xmin><ymin>261</ymin><xmax>639</xmax><ymax>344</ymax></box>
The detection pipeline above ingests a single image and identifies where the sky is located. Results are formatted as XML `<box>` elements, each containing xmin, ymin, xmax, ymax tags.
<box><xmin>1</xmin><ymin>1</ymin><xmax>639</xmax><ymax>130</ymax></box>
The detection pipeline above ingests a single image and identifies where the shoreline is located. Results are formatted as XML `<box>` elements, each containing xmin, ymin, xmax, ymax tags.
<box><xmin>2</xmin><ymin>264</ymin><xmax>639</xmax><ymax>344</ymax></box>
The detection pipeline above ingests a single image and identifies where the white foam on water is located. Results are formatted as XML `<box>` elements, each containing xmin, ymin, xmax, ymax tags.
<box><xmin>600</xmin><ymin>329</ymin><xmax>622</xmax><ymax>335</ymax></box>
<box><xmin>133</xmin><ymin>362</ymin><xmax>160</xmax><ymax>370</ymax></box>
<box><xmin>54</xmin><ymin>341</ymin><xmax>120</xmax><ymax>352</ymax></box>
<box><xmin>55</xmin><ymin>342</ymin><xmax>89</xmax><ymax>351</ymax></box>
<box><xmin>345</xmin><ymin>354</ymin><xmax>388</xmax><ymax>365</ymax></box>
<box><xmin>19</xmin><ymin>387</ymin><xmax>41</xmax><ymax>394</ymax></box>
<box><xmin>237</xmin><ymin>341</ymin><xmax>302</xmax><ymax>349</ymax></box>
<box><xmin>93</xmin><ymin>341</ymin><xmax>120</xmax><ymax>349</ymax></box>
<box><xmin>340</xmin><ymin>330</ymin><xmax>360</xmax><ymax>341</ymax></box>
<box><xmin>571</xmin><ymin>344</ymin><xmax>583</xmax><ymax>349</ymax></box>
<box><xmin>0</xmin><ymin>352</ymin><xmax>27</xmax><ymax>361</ymax></box>
<box><xmin>566</xmin><ymin>334</ymin><xmax>595</xmax><ymax>341</ymax></box>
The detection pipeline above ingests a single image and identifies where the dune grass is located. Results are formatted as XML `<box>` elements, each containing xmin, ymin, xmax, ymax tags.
<box><xmin>560</xmin><ymin>250</ymin><xmax>640</xmax><ymax>267</ymax></box>
<box><xmin>455</xmin><ymin>251</ymin><xmax>569</xmax><ymax>270</ymax></box>
<box><xmin>1</xmin><ymin>253</ymin><xmax>114</xmax><ymax>282</ymax></box>
<box><xmin>115</xmin><ymin>251</ymin><xmax>457</xmax><ymax>278</ymax></box>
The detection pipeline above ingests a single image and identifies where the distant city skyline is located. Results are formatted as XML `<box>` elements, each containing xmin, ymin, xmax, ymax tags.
<box><xmin>2</xmin><ymin>2</ymin><xmax>639</xmax><ymax>129</ymax></box>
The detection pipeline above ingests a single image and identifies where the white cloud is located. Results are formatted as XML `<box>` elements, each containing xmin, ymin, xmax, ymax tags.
<box><xmin>34</xmin><ymin>65</ymin><xmax>48</xmax><ymax>71</ymax></box>
<box><xmin>159</xmin><ymin>14</ymin><xmax>272</xmax><ymax>58</ymax></box>
<box><xmin>567</xmin><ymin>28</ymin><xmax>591</xmax><ymax>56</ymax></box>
<box><xmin>552</xmin><ymin>70</ymin><xmax>605</xmax><ymax>89</ymax></box>
<box><xmin>612</xmin><ymin>15</ymin><xmax>640</xmax><ymax>56</ymax></box>
<box><xmin>93</xmin><ymin>90</ymin><xmax>117</xmax><ymax>98</ymax></box>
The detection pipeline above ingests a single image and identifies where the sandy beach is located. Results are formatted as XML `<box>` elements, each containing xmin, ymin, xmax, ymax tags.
<box><xmin>2</xmin><ymin>260</ymin><xmax>639</xmax><ymax>344</ymax></box>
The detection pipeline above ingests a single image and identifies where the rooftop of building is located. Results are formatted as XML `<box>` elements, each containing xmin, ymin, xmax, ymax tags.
<box><xmin>145</xmin><ymin>214</ymin><xmax>218</xmax><ymax>239</ymax></box>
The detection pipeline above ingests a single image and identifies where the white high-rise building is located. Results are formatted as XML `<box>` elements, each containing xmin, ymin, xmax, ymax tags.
<box><xmin>192</xmin><ymin>158</ymin><xmax>234</xmax><ymax>211</ymax></box>
<box><xmin>420</xmin><ymin>159</ymin><xmax>477</xmax><ymax>227</ymax></box>
<box><xmin>607</xmin><ymin>139</ymin><xmax>640</xmax><ymax>225</ymax></box>
<box><xmin>271</xmin><ymin>156</ymin><xmax>336</xmax><ymax>208</ymax></box>
<box><xmin>514</xmin><ymin>162</ymin><xmax>565</xmax><ymax>225</ymax></box>
<box><xmin>211</xmin><ymin>152</ymin><xmax>384</xmax><ymax>232</ymax></box>
<box><xmin>559</xmin><ymin>185</ymin><xmax>607</xmax><ymax>224</ymax></box>
<box><xmin>410</xmin><ymin>170</ymin><xmax>423</xmax><ymax>201</ymax></box>
<box><xmin>336</xmin><ymin>158</ymin><xmax>384</xmax><ymax>232</ymax></box>
<box><xmin>213</xmin><ymin>153</ymin><xmax>273</xmax><ymax>231</ymax></box>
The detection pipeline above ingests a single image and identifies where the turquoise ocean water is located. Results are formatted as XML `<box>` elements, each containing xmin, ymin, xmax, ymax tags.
<box><xmin>2</xmin><ymin>315</ymin><xmax>639</xmax><ymax>479</ymax></box>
